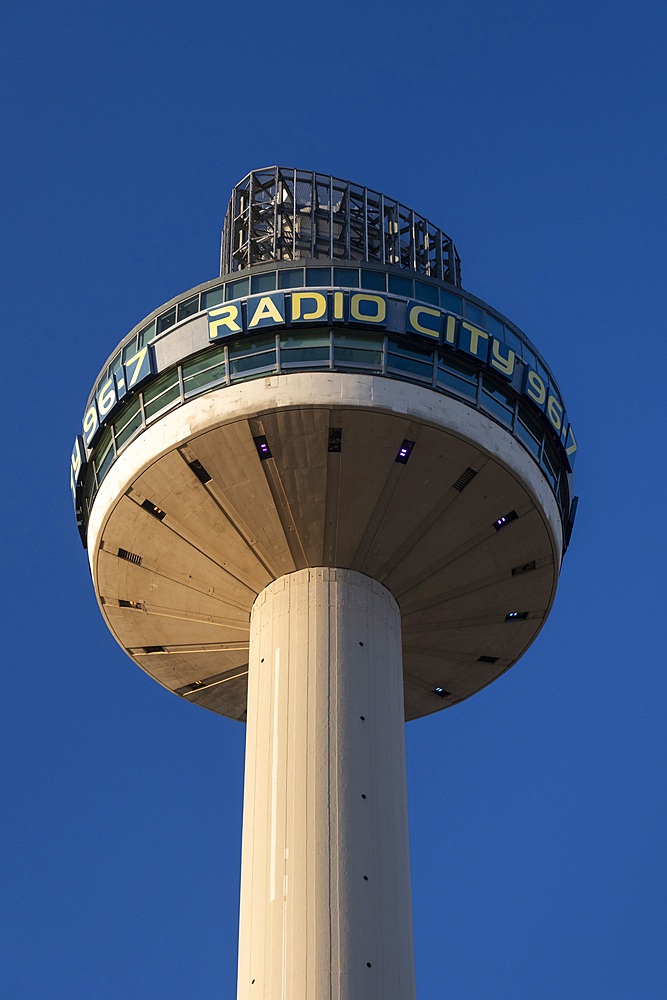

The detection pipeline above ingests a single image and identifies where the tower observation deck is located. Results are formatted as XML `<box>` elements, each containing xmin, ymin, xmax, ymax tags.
<box><xmin>71</xmin><ymin>168</ymin><xmax>577</xmax><ymax>1000</ymax></box>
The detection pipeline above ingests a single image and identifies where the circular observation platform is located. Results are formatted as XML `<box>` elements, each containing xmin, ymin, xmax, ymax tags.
<box><xmin>71</xmin><ymin>170</ymin><xmax>577</xmax><ymax>723</ymax></box>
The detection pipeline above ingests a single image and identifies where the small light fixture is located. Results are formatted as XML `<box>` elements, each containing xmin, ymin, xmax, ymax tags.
<box><xmin>253</xmin><ymin>435</ymin><xmax>272</xmax><ymax>460</ymax></box>
<box><xmin>141</xmin><ymin>499</ymin><xmax>166</xmax><ymax>521</ymax></box>
<box><xmin>511</xmin><ymin>561</ymin><xmax>536</xmax><ymax>576</ymax></box>
<box><xmin>477</xmin><ymin>655</ymin><xmax>499</xmax><ymax>664</ymax></box>
<box><xmin>328</xmin><ymin>427</ymin><xmax>342</xmax><ymax>453</ymax></box>
<box><xmin>505</xmin><ymin>611</ymin><xmax>529</xmax><ymax>621</ymax></box>
<box><xmin>395</xmin><ymin>439</ymin><xmax>415</xmax><ymax>464</ymax></box>
<box><xmin>432</xmin><ymin>686</ymin><xmax>451</xmax><ymax>698</ymax></box>
<box><xmin>493</xmin><ymin>509</ymin><xmax>518</xmax><ymax>531</ymax></box>
<box><xmin>188</xmin><ymin>458</ymin><xmax>212</xmax><ymax>484</ymax></box>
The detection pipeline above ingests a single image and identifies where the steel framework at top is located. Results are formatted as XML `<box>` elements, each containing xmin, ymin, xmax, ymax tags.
<box><xmin>221</xmin><ymin>167</ymin><xmax>462</xmax><ymax>286</ymax></box>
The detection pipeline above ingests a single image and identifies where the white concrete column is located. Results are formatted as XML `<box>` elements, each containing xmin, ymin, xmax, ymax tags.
<box><xmin>237</xmin><ymin>567</ymin><xmax>416</xmax><ymax>1000</ymax></box>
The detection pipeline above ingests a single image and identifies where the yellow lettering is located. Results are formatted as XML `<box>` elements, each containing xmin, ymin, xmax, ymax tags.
<box><xmin>444</xmin><ymin>315</ymin><xmax>456</xmax><ymax>344</ymax></box>
<box><xmin>292</xmin><ymin>292</ymin><xmax>326</xmax><ymax>321</ymax></box>
<box><xmin>526</xmin><ymin>370</ymin><xmax>547</xmax><ymax>406</ymax></box>
<box><xmin>71</xmin><ymin>439</ymin><xmax>83</xmax><ymax>479</ymax></box>
<box><xmin>333</xmin><ymin>291</ymin><xmax>344</xmax><ymax>320</ymax></box>
<box><xmin>462</xmin><ymin>321</ymin><xmax>489</xmax><ymax>355</ymax></box>
<box><xmin>490</xmin><ymin>338</ymin><xmax>515</xmax><ymax>377</ymax></box>
<box><xmin>566</xmin><ymin>427</ymin><xmax>577</xmax><ymax>456</ymax></box>
<box><xmin>408</xmin><ymin>305</ymin><xmax>440</xmax><ymax>339</ymax></box>
<box><xmin>350</xmin><ymin>293</ymin><xmax>386</xmax><ymax>323</ymax></box>
<box><xmin>248</xmin><ymin>296</ymin><xmax>283</xmax><ymax>328</ymax></box>
<box><xmin>83</xmin><ymin>405</ymin><xmax>99</xmax><ymax>446</ymax></box>
<box><xmin>125</xmin><ymin>347</ymin><xmax>149</xmax><ymax>387</ymax></box>
<box><xmin>97</xmin><ymin>378</ymin><xmax>116</xmax><ymax>418</ymax></box>
<box><xmin>547</xmin><ymin>395</ymin><xmax>562</xmax><ymax>431</ymax></box>
<box><xmin>208</xmin><ymin>303</ymin><xmax>242</xmax><ymax>338</ymax></box>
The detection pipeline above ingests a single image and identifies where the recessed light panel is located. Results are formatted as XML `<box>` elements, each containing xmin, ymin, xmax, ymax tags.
<box><xmin>493</xmin><ymin>509</ymin><xmax>518</xmax><ymax>531</ymax></box>
<box><xmin>254</xmin><ymin>435</ymin><xmax>272</xmax><ymax>460</ymax></box>
<box><xmin>395</xmin><ymin>439</ymin><xmax>415</xmax><ymax>464</ymax></box>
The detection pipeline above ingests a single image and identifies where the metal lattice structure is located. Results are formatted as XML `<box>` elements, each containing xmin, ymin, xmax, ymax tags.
<box><xmin>220</xmin><ymin>167</ymin><xmax>462</xmax><ymax>285</ymax></box>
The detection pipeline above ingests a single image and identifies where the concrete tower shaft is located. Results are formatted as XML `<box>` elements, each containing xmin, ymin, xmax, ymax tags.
<box><xmin>239</xmin><ymin>569</ymin><xmax>415</xmax><ymax>1000</ymax></box>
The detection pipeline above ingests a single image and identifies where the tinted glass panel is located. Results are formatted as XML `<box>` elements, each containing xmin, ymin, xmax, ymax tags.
<box><xmin>121</xmin><ymin>340</ymin><xmax>136</xmax><ymax>363</ymax></box>
<box><xmin>178</xmin><ymin>295</ymin><xmax>199</xmax><ymax>322</ymax></box>
<box><xmin>485</xmin><ymin>313</ymin><xmax>504</xmax><ymax>338</ymax></box>
<box><xmin>114</xmin><ymin>404</ymin><xmax>143</xmax><ymax>450</ymax></box>
<box><xmin>94</xmin><ymin>428</ymin><xmax>114</xmax><ymax>480</ymax></box>
<box><xmin>333</xmin><ymin>332</ymin><xmax>382</xmax><ymax>366</ymax></box>
<box><xmin>388</xmin><ymin>274</ymin><xmax>413</xmax><ymax>297</ymax></box>
<box><xmin>157</xmin><ymin>308</ymin><xmax>176</xmax><ymax>335</ymax></box>
<box><xmin>278</xmin><ymin>269</ymin><xmax>304</xmax><ymax>289</ymax></box>
<box><xmin>440</xmin><ymin>290</ymin><xmax>462</xmax><ymax>314</ymax></box>
<box><xmin>541</xmin><ymin>443</ymin><xmax>558</xmax><ymax>488</ymax></box>
<box><xmin>182</xmin><ymin>346</ymin><xmax>227</xmax><ymax>393</ymax></box>
<box><xmin>228</xmin><ymin>335</ymin><xmax>276</xmax><ymax>358</ymax></box>
<box><xmin>360</xmin><ymin>270</ymin><xmax>386</xmax><ymax>291</ymax></box>
<box><xmin>137</xmin><ymin>321</ymin><xmax>156</xmax><ymax>347</ymax></box>
<box><xmin>481</xmin><ymin>376</ymin><xmax>514</xmax><ymax>426</ymax></box>
<box><xmin>388</xmin><ymin>339</ymin><xmax>434</xmax><ymax>362</ymax></box>
<box><xmin>143</xmin><ymin>369</ymin><xmax>181</xmax><ymax>419</ymax></box>
<box><xmin>281</xmin><ymin>332</ymin><xmax>330</xmax><ymax>349</ymax></box>
<box><xmin>415</xmin><ymin>281</ymin><xmax>439</xmax><ymax>305</ymax></box>
<box><xmin>115</xmin><ymin>395</ymin><xmax>141</xmax><ymax>433</ymax></box>
<box><xmin>251</xmin><ymin>272</ymin><xmax>277</xmax><ymax>293</ymax></box>
<box><xmin>281</xmin><ymin>331</ymin><xmax>330</xmax><ymax>362</ymax></box>
<box><xmin>281</xmin><ymin>346</ymin><xmax>329</xmax><ymax>364</ymax></box>
<box><xmin>504</xmin><ymin>327</ymin><xmax>523</xmax><ymax>356</ymax></box>
<box><xmin>437</xmin><ymin>355</ymin><xmax>478</xmax><ymax>398</ymax></box>
<box><xmin>522</xmin><ymin>345</ymin><xmax>537</xmax><ymax>369</ymax></box>
<box><xmin>465</xmin><ymin>302</ymin><xmax>484</xmax><ymax>325</ymax></box>
<box><xmin>96</xmin><ymin>440</ymin><xmax>116</xmax><ymax>482</ymax></box>
<box><xmin>306</xmin><ymin>267</ymin><xmax>331</xmax><ymax>286</ymax></box>
<box><xmin>333</xmin><ymin>267</ymin><xmax>359</xmax><ymax>287</ymax></box>
<box><xmin>229</xmin><ymin>352</ymin><xmax>276</xmax><ymax>376</ymax></box>
<box><xmin>202</xmin><ymin>286</ymin><xmax>225</xmax><ymax>308</ymax></box>
<box><xmin>388</xmin><ymin>353</ymin><xmax>432</xmax><ymax>380</ymax></box>
<box><xmin>333</xmin><ymin>333</ymin><xmax>383</xmax><ymax>351</ymax></box>
<box><xmin>226</xmin><ymin>277</ymin><xmax>249</xmax><ymax>300</ymax></box>
<box><xmin>516</xmin><ymin>407</ymin><xmax>541</xmax><ymax>458</ymax></box>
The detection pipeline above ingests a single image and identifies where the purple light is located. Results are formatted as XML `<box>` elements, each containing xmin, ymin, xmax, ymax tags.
<box><xmin>261</xmin><ymin>444</ymin><xmax>268</xmax><ymax>452</ymax></box>
<box><xmin>395</xmin><ymin>439</ymin><xmax>415</xmax><ymax>464</ymax></box>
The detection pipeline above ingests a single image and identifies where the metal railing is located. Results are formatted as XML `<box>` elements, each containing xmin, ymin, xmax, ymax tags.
<box><xmin>221</xmin><ymin>168</ymin><xmax>462</xmax><ymax>285</ymax></box>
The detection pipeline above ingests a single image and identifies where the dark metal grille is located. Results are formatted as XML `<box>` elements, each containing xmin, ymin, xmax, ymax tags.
<box><xmin>221</xmin><ymin>167</ymin><xmax>462</xmax><ymax>285</ymax></box>
<box><xmin>117</xmin><ymin>547</ymin><xmax>142</xmax><ymax>564</ymax></box>
<box><xmin>452</xmin><ymin>467</ymin><xmax>477</xmax><ymax>492</ymax></box>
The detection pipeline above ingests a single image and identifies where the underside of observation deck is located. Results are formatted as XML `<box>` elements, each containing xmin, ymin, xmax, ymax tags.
<box><xmin>89</xmin><ymin>373</ymin><xmax>561</xmax><ymax>723</ymax></box>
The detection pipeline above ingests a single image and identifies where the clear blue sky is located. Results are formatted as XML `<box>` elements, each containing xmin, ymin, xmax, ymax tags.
<box><xmin>1</xmin><ymin>1</ymin><xmax>666</xmax><ymax>997</ymax></box>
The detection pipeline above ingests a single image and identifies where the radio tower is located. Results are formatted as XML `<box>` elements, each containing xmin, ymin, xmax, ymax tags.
<box><xmin>71</xmin><ymin>168</ymin><xmax>577</xmax><ymax>1000</ymax></box>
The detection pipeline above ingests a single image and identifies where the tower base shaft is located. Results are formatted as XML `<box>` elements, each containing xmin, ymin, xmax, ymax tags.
<box><xmin>237</xmin><ymin>568</ymin><xmax>416</xmax><ymax>1000</ymax></box>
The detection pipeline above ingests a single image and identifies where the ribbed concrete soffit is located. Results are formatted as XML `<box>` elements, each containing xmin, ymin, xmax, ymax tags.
<box><xmin>91</xmin><ymin>377</ymin><xmax>560</xmax><ymax>723</ymax></box>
